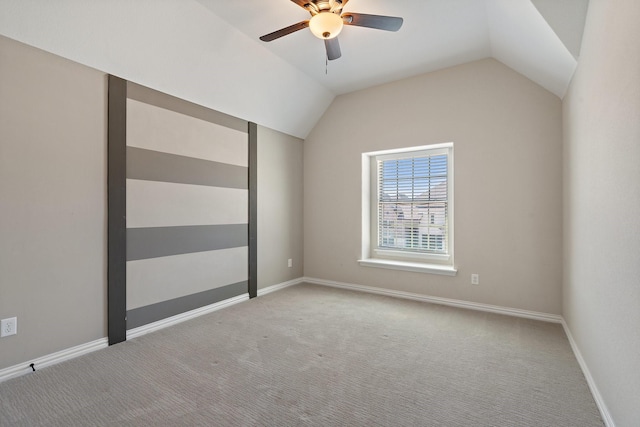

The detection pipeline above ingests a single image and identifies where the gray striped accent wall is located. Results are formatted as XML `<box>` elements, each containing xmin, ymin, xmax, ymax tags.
<box><xmin>127</xmin><ymin>224</ymin><xmax>248</xmax><ymax>261</ymax></box>
<box><xmin>126</xmin><ymin>281</ymin><xmax>248</xmax><ymax>329</ymax></box>
<box><xmin>127</xmin><ymin>147</ymin><xmax>248</xmax><ymax>189</ymax></box>
<box><xmin>124</xmin><ymin>82</ymin><xmax>250</xmax><ymax>330</ymax></box>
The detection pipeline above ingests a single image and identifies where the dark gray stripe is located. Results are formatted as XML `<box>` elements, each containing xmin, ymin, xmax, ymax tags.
<box><xmin>127</xmin><ymin>82</ymin><xmax>247</xmax><ymax>133</ymax></box>
<box><xmin>126</xmin><ymin>281</ymin><xmax>248</xmax><ymax>329</ymax></box>
<box><xmin>248</xmin><ymin>122</ymin><xmax>258</xmax><ymax>299</ymax></box>
<box><xmin>127</xmin><ymin>224</ymin><xmax>248</xmax><ymax>261</ymax></box>
<box><xmin>127</xmin><ymin>146</ymin><xmax>248</xmax><ymax>189</ymax></box>
<box><xmin>108</xmin><ymin>75</ymin><xmax>128</xmax><ymax>345</ymax></box>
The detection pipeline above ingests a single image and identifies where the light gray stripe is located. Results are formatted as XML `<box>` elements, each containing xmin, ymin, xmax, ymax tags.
<box><xmin>127</xmin><ymin>147</ymin><xmax>248</xmax><ymax>189</ymax></box>
<box><xmin>126</xmin><ymin>281</ymin><xmax>248</xmax><ymax>329</ymax></box>
<box><xmin>127</xmin><ymin>224</ymin><xmax>248</xmax><ymax>261</ymax></box>
<box><xmin>127</xmin><ymin>82</ymin><xmax>247</xmax><ymax>133</ymax></box>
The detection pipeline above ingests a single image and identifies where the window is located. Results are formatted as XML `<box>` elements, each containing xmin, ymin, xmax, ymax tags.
<box><xmin>359</xmin><ymin>143</ymin><xmax>456</xmax><ymax>275</ymax></box>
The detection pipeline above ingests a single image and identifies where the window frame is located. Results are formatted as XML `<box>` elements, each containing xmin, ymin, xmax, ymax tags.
<box><xmin>359</xmin><ymin>143</ymin><xmax>456</xmax><ymax>276</ymax></box>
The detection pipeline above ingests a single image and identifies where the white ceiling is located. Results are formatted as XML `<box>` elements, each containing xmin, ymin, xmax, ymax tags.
<box><xmin>0</xmin><ymin>0</ymin><xmax>588</xmax><ymax>138</ymax></box>
<box><xmin>197</xmin><ymin>0</ymin><xmax>586</xmax><ymax>96</ymax></box>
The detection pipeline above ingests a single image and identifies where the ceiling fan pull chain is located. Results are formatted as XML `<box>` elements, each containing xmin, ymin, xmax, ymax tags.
<box><xmin>325</xmin><ymin>55</ymin><xmax>328</xmax><ymax>75</ymax></box>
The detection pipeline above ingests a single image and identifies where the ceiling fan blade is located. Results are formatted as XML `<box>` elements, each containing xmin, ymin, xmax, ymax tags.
<box><xmin>259</xmin><ymin>21</ymin><xmax>310</xmax><ymax>42</ymax></box>
<box><xmin>343</xmin><ymin>13</ymin><xmax>403</xmax><ymax>31</ymax></box>
<box><xmin>324</xmin><ymin>38</ymin><xmax>341</xmax><ymax>61</ymax></box>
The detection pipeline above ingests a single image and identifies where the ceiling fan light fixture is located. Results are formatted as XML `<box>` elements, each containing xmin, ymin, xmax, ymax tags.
<box><xmin>309</xmin><ymin>12</ymin><xmax>343</xmax><ymax>39</ymax></box>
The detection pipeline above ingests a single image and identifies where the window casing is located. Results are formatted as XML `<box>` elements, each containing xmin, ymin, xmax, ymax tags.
<box><xmin>360</xmin><ymin>143</ymin><xmax>455</xmax><ymax>274</ymax></box>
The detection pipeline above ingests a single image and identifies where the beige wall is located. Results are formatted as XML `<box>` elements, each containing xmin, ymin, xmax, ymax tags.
<box><xmin>304</xmin><ymin>58</ymin><xmax>563</xmax><ymax>314</ymax></box>
<box><xmin>257</xmin><ymin>126</ymin><xmax>304</xmax><ymax>289</ymax></box>
<box><xmin>562</xmin><ymin>0</ymin><xmax>640</xmax><ymax>425</ymax></box>
<box><xmin>0</xmin><ymin>36</ymin><xmax>107</xmax><ymax>369</ymax></box>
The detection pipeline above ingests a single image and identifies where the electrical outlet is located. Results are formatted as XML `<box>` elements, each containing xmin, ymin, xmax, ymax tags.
<box><xmin>471</xmin><ymin>274</ymin><xmax>479</xmax><ymax>285</ymax></box>
<box><xmin>1</xmin><ymin>317</ymin><xmax>17</xmax><ymax>337</ymax></box>
<box><xmin>287</xmin><ymin>258</ymin><xmax>293</xmax><ymax>268</ymax></box>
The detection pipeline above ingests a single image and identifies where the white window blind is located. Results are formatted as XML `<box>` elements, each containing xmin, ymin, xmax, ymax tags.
<box><xmin>376</xmin><ymin>151</ymin><xmax>449</xmax><ymax>255</ymax></box>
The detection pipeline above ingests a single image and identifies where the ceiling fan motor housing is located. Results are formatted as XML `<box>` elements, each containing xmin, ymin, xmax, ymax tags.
<box><xmin>303</xmin><ymin>0</ymin><xmax>346</xmax><ymax>15</ymax></box>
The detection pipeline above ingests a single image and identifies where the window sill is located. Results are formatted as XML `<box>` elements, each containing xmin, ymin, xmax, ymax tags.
<box><xmin>357</xmin><ymin>258</ymin><xmax>457</xmax><ymax>276</ymax></box>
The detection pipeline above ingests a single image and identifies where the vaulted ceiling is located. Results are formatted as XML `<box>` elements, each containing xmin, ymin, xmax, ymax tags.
<box><xmin>0</xmin><ymin>0</ymin><xmax>588</xmax><ymax>138</ymax></box>
<box><xmin>198</xmin><ymin>0</ymin><xmax>586</xmax><ymax>96</ymax></box>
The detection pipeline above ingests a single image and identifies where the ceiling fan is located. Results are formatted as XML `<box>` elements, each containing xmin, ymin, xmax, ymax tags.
<box><xmin>259</xmin><ymin>0</ymin><xmax>403</xmax><ymax>61</ymax></box>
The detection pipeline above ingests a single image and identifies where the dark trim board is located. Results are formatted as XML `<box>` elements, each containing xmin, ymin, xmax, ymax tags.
<box><xmin>107</xmin><ymin>75</ymin><xmax>128</xmax><ymax>345</ymax></box>
<box><xmin>248</xmin><ymin>122</ymin><xmax>258</xmax><ymax>298</ymax></box>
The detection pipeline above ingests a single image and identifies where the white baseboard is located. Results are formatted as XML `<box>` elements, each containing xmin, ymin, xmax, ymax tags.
<box><xmin>561</xmin><ymin>320</ymin><xmax>615</xmax><ymax>427</ymax></box>
<box><xmin>0</xmin><ymin>337</ymin><xmax>108</xmax><ymax>383</ymax></box>
<box><xmin>127</xmin><ymin>293</ymin><xmax>250</xmax><ymax>340</ymax></box>
<box><xmin>303</xmin><ymin>276</ymin><xmax>562</xmax><ymax>323</ymax></box>
<box><xmin>0</xmin><ymin>293</ymin><xmax>251</xmax><ymax>383</ymax></box>
<box><xmin>257</xmin><ymin>277</ymin><xmax>304</xmax><ymax>297</ymax></box>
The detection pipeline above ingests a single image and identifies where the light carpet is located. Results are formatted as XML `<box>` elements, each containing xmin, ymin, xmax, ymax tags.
<box><xmin>0</xmin><ymin>283</ymin><xmax>603</xmax><ymax>426</ymax></box>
